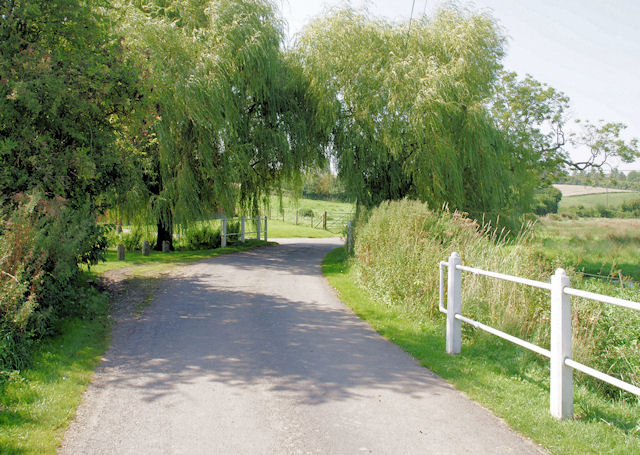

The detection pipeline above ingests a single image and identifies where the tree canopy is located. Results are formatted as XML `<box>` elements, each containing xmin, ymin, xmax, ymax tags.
<box><xmin>118</xmin><ymin>0</ymin><xmax>328</xmax><ymax>247</ymax></box>
<box><xmin>294</xmin><ymin>7</ymin><xmax>535</xmax><ymax>216</ymax></box>
<box><xmin>0</xmin><ymin>0</ymin><xmax>139</xmax><ymax>207</ymax></box>
<box><xmin>492</xmin><ymin>72</ymin><xmax>640</xmax><ymax>183</ymax></box>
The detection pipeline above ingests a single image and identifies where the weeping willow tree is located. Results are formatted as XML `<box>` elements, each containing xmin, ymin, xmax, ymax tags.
<box><xmin>118</xmin><ymin>0</ymin><xmax>327</xmax><ymax>248</ymax></box>
<box><xmin>294</xmin><ymin>7</ymin><xmax>537</xmax><ymax>218</ymax></box>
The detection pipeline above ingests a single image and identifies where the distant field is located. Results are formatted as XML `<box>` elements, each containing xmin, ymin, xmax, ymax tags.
<box><xmin>535</xmin><ymin>217</ymin><xmax>640</xmax><ymax>280</ymax></box>
<box><xmin>265</xmin><ymin>195</ymin><xmax>354</xmax><ymax>215</ymax></box>
<box><xmin>553</xmin><ymin>184</ymin><xmax>632</xmax><ymax>197</ymax></box>
<box><xmin>558</xmin><ymin>191</ymin><xmax>640</xmax><ymax>210</ymax></box>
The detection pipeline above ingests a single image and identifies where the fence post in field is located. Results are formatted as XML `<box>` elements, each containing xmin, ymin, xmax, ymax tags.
<box><xmin>323</xmin><ymin>211</ymin><xmax>327</xmax><ymax>230</ymax></box>
<box><xmin>446</xmin><ymin>252</ymin><xmax>462</xmax><ymax>354</ymax></box>
<box><xmin>256</xmin><ymin>217</ymin><xmax>261</xmax><ymax>240</ymax></box>
<box><xmin>221</xmin><ymin>216</ymin><xmax>227</xmax><ymax>248</ymax></box>
<box><xmin>551</xmin><ymin>268</ymin><xmax>573</xmax><ymax>419</ymax></box>
<box><xmin>241</xmin><ymin>217</ymin><xmax>245</xmax><ymax>243</ymax></box>
<box><xmin>310</xmin><ymin>213</ymin><xmax>314</xmax><ymax>228</ymax></box>
<box><xmin>296</xmin><ymin>209</ymin><xmax>298</xmax><ymax>225</ymax></box>
<box><xmin>263</xmin><ymin>216</ymin><xmax>267</xmax><ymax>241</ymax></box>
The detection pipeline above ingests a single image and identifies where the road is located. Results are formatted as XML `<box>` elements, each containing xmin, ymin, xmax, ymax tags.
<box><xmin>61</xmin><ymin>238</ymin><xmax>544</xmax><ymax>454</ymax></box>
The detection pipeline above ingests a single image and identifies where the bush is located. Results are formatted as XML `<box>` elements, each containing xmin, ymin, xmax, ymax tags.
<box><xmin>120</xmin><ymin>228</ymin><xmax>145</xmax><ymax>251</ymax></box>
<box><xmin>0</xmin><ymin>193</ymin><xmax>107</xmax><ymax>373</ymax></box>
<box><xmin>299</xmin><ymin>208</ymin><xmax>315</xmax><ymax>217</ymax></box>
<box><xmin>353</xmin><ymin>199</ymin><xmax>640</xmax><ymax>400</ymax></box>
<box><xmin>620</xmin><ymin>198</ymin><xmax>640</xmax><ymax>216</ymax></box>
<box><xmin>180</xmin><ymin>224</ymin><xmax>221</xmax><ymax>250</ymax></box>
<box><xmin>533</xmin><ymin>186</ymin><xmax>562</xmax><ymax>215</ymax></box>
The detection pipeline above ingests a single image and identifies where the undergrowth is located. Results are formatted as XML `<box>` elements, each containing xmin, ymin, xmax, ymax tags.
<box><xmin>323</xmin><ymin>247</ymin><xmax>640</xmax><ymax>455</ymax></box>
<box><xmin>353</xmin><ymin>199</ymin><xmax>640</xmax><ymax>401</ymax></box>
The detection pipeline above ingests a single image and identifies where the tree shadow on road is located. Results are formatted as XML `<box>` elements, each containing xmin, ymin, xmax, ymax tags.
<box><xmin>97</xmin><ymin>269</ymin><xmax>451</xmax><ymax>407</ymax></box>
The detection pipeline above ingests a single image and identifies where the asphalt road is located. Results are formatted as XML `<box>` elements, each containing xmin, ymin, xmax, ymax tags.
<box><xmin>61</xmin><ymin>238</ymin><xmax>544</xmax><ymax>454</ymax></box>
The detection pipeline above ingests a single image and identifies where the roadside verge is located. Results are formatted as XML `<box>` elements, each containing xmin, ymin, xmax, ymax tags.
<box><xmin>322</xmin><ymin>247</ymin><xmax>640</xmax><ymax>455</ymax></box>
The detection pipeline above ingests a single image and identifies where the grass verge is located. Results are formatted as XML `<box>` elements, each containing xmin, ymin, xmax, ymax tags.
<box><xmin>0</xmin><ymin>313</ymin><xmax>110</xmax><ymax>454</ymax></box>
<box><xmin>323</xmin><ymin>247</ymin><xmax>640</xmax><ymax>455</ymax></box>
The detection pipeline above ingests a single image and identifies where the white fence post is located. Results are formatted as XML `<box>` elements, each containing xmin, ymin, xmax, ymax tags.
<box><xmin>446</xmin><ymin>252</ymin><xmax>462</xmax><ymax>354</ymax></box>
<box><xmin>550</xmin><ymin>268</ymin><xmax>573</xmax><ymax>419</ymax></box>
<box><xmin>256</xmin><ymin>217</ymin><xmax>261</xmax><ymax>240</ymax></box>
<box><xmin>263</xmin><ymin>216</ymin><xmax>267</xmax><ymax>241</ymax></box>
<box><xmin>221</xmin><ymin>215</ymin><xmax>227</xmax><ymax>248</ymax></box>
<box><xmin>241</xmin><ymin>216</ymin><xmax>245</xmax><ymax>243</ymax></box>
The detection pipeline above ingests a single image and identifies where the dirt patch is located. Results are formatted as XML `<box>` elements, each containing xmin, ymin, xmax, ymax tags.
<box><xmin>95</xmin><ymin>267</ymin><xmax>165</xmax><ymax>323</ymax></box>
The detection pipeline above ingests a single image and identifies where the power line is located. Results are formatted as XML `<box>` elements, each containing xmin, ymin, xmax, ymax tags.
<box><xmin>407</xmin><ymin>0</ymin><xmax>417</xmax><ymax>40</ymax></box>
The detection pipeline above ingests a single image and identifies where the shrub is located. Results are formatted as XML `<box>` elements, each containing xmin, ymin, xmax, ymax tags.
<box><xmin>120</xmin><ymin>228</ymin><xmax>144</xmax><ymax>251</ymax></box>
<box><xmin>299</xmin><ymin>208</ymin><xmax>315</xmax><ymax>217</ymax></box>
<box><xmin>180</xmin><ymin>224</ymin><xmax>221</xmax><ymax>250</ymax></box>
<box><xmin>353</xmin><ymin>199</ymin><xmax>640</xmax><ymax>400</ymax></box>
<box><xmin>620</xmin><ymin>198</ymin><xmax>640</xmax><ymax>216</ymax></box>
<box><xmin>0</xmin><ymin>193</ymin><xmax>107</xmax><ymax>373</ymax></box>
<box><xmin>533</xmin><ymin>186</ymin><xmax>562</xmax><ymax>215</ymax></box>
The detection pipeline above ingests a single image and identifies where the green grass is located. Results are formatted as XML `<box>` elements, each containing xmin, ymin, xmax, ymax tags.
<box><xmin>0</xmin><ymin>312</ymin><xmax>110</xmax><ymax>454</ymax></box>
<box><xmin>87</xmin><ymin>239</ymin><xmax>273</xmax><ymax>275</ymax></box>
<box><xmin>322</xmin><ymin>247</ymin><xmax>640</xmax><ymax>455</ymax></box>
<box><xmin>265</xmin><ymin>195</ymin><xmax>354</xmax><ymax>234</ymax></box>
<box><xmin>559</xmin><ymin>192</ymin><xmax>640</xmax><ymax>210</ymax></box>
<box><xmin>266</xmin><ymin>194</ymin><xmax>354</xmax><ymax>214</ymax></box>
<box><xmin>266</xmin><ymin>219</ymin><xmax>340</xmax><ymax>238</ymax></box>
<box><xmin>534</xmin><ymin>217</ymin><xmax>640</xmax><ymax>281</ymax></box>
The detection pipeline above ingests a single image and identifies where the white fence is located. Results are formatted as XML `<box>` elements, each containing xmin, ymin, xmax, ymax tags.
<box><xmin>439</xmin><ymin>252</ymin><xmax>640</xmax><ymax>419</ymax></box>
<box><xmin>221</xmin><ymin>216</ymin><xmax>267</xmax><ymax>247</ymax></box>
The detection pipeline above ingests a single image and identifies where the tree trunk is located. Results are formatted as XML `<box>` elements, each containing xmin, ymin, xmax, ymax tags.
<box><xmin>155</xmin><ymin>216</ymin><xmax>174</xmax><ymax>251</ymax></box>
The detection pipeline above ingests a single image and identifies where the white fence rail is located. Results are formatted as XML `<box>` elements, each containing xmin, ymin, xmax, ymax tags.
<box><xmin>439</xmin><ymin>252</ymin><xmax>640</xmax><ymax>419</ymax></box>
<box><xmin>221</xmin><ymin>216</ymin><xmax>267</xmax><ymax>247</ymax></box>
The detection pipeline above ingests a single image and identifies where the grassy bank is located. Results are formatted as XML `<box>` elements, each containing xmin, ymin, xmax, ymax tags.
<box><xmin>0</xmin><ymin>311</ymin><xmax>110</xmax><ymax>454</ymax></box>
<box><xmin>323</xmin><ymin>247</ymin><xmax>640</xmax><ymax>454</ymax></box>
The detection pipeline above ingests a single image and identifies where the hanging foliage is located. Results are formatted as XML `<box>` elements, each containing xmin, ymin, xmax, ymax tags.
<box><xmin>294</xmin><ymin>7</ymin><xmax>535</xmax><ymax>217</ymax></box>
<box><xmin>118</xmin><ymin>0</ymin><xmax>328</xmax><ymax>248</ymax></box>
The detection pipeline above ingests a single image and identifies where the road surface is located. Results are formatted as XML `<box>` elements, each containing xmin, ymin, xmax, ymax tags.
<box><xmin>61</xmin><ymin>238</ymin><xmax>544</xmax><ymax>454</ymax></box>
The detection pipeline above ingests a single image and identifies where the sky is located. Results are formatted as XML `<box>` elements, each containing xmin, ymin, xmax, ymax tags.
<box><xmin>278</xmin><ymin>0</ymin><xmax>640</xmax><ymax>171</ymax></box>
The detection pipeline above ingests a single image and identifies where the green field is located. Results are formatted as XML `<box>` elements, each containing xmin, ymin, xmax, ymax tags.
<box><xmin>266</xmin><ymin>195</ymin><xmax>354</xmax><ymax>214</ymax></box>
<box><xmin>534</xmin><ymin>217</ymin><xmax>640</xmax><ymax>281</ymax></box>
<box><xmin>264</xmin><ymin>195</ymin><xmax>354</xmax><ymax>233</ymax></box>
<box><xmin>558</xmin><ymin>192</ymin><xmax>640</xmax><ymax>210</ymax></box>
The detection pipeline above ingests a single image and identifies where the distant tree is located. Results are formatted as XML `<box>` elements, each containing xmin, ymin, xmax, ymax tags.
<box><xmin>295</xmin><ymin>7</ymin><xmax>535</xmax><ymax>218</ymax></box>
<box><xmin>119</xmin><ymin>0</ymin><xmax>327</xmax><ymax>249</ymax></box>
<box><xmin>492</xmin><ymin>72</ymin><xmax>640</xmax><ymax>183</ymax></box>
<box><xmin>533</xmin><ymin>186</ymin><xmax>562</xmax><ymax>215</ymax></box>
